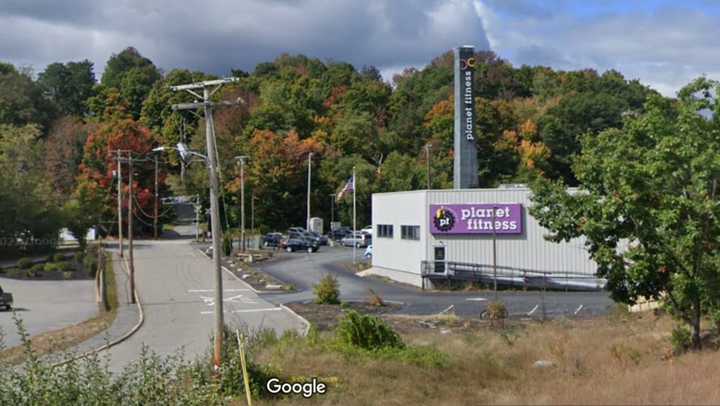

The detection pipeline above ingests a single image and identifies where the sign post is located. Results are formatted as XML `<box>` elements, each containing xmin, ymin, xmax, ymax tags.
<box><xmin>454</xmin><ymin>45</ymin><xmax>479</xmax><ymax>189</ymax></box>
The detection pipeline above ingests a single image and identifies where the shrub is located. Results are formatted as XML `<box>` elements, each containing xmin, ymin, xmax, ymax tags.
<box><xmin>367</xmin><ymin>288</ymin><xmax>385</xmax><ymax>307</ymax></box>
<box><xmin>30</xmin><ymin>263</ymin><xmax>45</xmax><ymax>273</ymax></box>
<box><xmin>17</xmin><ymin>258</ymin><xmax>32</xmax><ymax>269</ymax></box>
<box><xmin>671</xmin><ymin>324</ymin><xmax>692</xmax><ymax>355</ymax></box>
<box><xmin>223</xmin><ymin>235</ymin><xmax>233</xmax><ymax>256</ymax></box>
<box><xmin>711</xmin><ymin>309</ymin><xmax>720</xmax><ymax>335</ymax></box>
<box><xmin>53</xmin><ymin>253</ymin><xmax>65</xmax><ymax>262</ymax></box>
<box><xmin>314</xmin><ymin>274</ymin><xmax>340</xmax><ymax>304</ymax></box>
<box><xmin>83</xmin><ymin>253</ymin><xmax>98</xmax><ymax>274</ymax></box>
<box><xmin>63</xmin><ymin>271</ymin><xmax>73</xmax><ymax>280</ymax></box>
<box><xmin>59</xmin><ymin>262</ymin><xmax>74</xmax><ymax>272</ymax></box>
<box><xmin>336</xmin><ymin>310</ymin><xmax>404</xmax><ymax>351</ymax></box>
<box><xmin>73</xmin><ymin>251</ymin><xmax>84</xmax><ymax>263</ymax></box>
<box><xmin>486</xmin><ymin>301</ymin><xmax>508</xmax><ymax>327</ymax></box>
<box><xmin>44</xmin><ymin>262</ymin><xmax>62</xmax><ymax>272</ymax></box>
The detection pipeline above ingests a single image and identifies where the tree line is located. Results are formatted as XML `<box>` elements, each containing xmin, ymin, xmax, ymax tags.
<box><xmin>0</xmin><ymin>46</ymin><xmax>656</xmax><ymax>254</ymax></box>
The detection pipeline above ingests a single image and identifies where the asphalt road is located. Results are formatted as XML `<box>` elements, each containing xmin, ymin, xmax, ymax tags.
<box><xmin>100</xmin><ymin>238</ymin><xmax>306</xmax><ymax>372</ymax></box>
<box><xmin>0</xmin><ymin>278</ymin><xmax>97</xmax><ymax>348</ymax></box>
<box><xmin>257</xmin><ymin>246</ymin><xmax>615</xmax><ymax>319</ymax></box>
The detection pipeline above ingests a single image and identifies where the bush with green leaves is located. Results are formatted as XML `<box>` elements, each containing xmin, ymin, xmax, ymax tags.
<box><xmin>0</xmin><ymin>315</ymin><xmax>280</xmax><ymax>405</ymax></box>
<box><xmin>83</xmin><ymin>251</ymin><xmax>98</xmax><ymax>274</ymax></box>
<box><xmin>223</xmin><ymin>235</ymin><xmax>233</xmax><ymax>256</ymax></box>
<box><xmin>30</xmin><ymin>263</ymin><xmax>44</xmax><ymax>273</ymax></box>
<box><xmin>52</xmin><ymin>253</ymin><xmax>65</xmax><ymax>262</ymax></box>
<box><xmin>16</xmin><ymin>258</ymin><xmax>32</xmax><ymax>269</ymax></box>
<box><xmin>314</xmin><ymin>274</ymin><xmax>340</xmax><ymax>304</ymax></box>
<box><xmin>336</xmin><ymin>310</ymin><xmax>404</xmax><ymax>351</ymax></box>
<box><xmin>486</xmin><ymin>301</ymin><xmax>508</xmax><ymax>327</ymax></box>
<box><xmin>44</xmin><ymin>262</ymin><xmax>62</xmax><ymax>272</ymax></box>
<box><xmin>671</xmin><ymin>325</ymin><xmax>692</xmax><ymax>355</ymax></box>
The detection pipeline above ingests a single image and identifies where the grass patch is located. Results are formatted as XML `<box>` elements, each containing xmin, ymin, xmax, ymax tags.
<box><xmin>0</xmin><ymin>251</ymin><xmax>119</xmax><ymax>365</ymax></box>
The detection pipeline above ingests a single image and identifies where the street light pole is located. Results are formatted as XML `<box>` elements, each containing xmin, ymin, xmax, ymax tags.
<box><xmin>171</xmin><ymin>77</ymin><xmax>238</xmax><ymax>370</ymax></box>
<box><xmin>329</xmin><ymin>193</ymin><xmax>335</xmax><ymax>224</ymax></box>
<box><xmin>306</xmin><ymin>152</ymin><xmax>313</xmax><ymax>231</ymax></box>
<box><xmin>235</xmin><ymin>156</ymin><xmax>248</xmax><ymax>252</ymax></box>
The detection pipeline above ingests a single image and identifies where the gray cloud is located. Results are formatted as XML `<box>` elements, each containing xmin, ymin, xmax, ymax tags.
<box><xmin>0</xmin><ymin>0</ymin><xmax>490</xmax><ymax>79</ymax></box>
<box><xmin>475</xmin><ymin>1</ymin><xmax>720</xmax><ymax>96</ymax></box>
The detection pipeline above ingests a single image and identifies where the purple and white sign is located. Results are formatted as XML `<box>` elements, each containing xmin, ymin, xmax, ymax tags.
<box><xmin>429</xmin><ymin>204</ymin><xmax>523</xmax><ymax>235</ymax></box>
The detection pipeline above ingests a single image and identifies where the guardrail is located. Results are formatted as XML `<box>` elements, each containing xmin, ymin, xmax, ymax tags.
<box><xmin>420</xmin><ymin>260</ymin><xmax>605</xmax><ymax>292</ymax></box>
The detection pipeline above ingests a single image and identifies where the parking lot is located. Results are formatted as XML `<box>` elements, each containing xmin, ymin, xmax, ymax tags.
<box><xmin>0</xmin><ymin>278</ymin><xmax>97</xmax><ymax>348</ymax></box>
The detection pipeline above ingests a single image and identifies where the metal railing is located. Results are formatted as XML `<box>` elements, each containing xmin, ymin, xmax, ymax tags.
<box><xmin>420</xmin><ymin>260</ymin><xmax>605</xmax><ymax>292</ymax></box>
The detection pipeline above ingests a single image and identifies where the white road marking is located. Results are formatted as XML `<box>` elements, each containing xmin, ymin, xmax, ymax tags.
<box><xmin>574</xmin><ymin>304</ymin><xmax>584</xmax><ymax>315</ymax></box>
<box><xmin>188</xmin><ymin>289</ymin><xmax>250</xmax><ymax>293</ymax></box>
<box><xmin>200</xmin><ymin>307</ymin><xmax>282</xmax><ymax>315</ymax></box>
<box><xmin>439</xmin><ymin>305</ymin><xmax>455</xmax><ymax>314</ymax></box>
<box><xmin>527</xmin><ymin>305</ymin><xmax>539</xmax><ymax>316</ymax></box>
<box><xmin>197</xmin><ymin>293</ymin><xmax>257</xmax><ymax>307</ymax></box>
<box><xmin>465</xmin><ymin>298</ymin><xmax>487</xmax><ymax>302</ymax></box>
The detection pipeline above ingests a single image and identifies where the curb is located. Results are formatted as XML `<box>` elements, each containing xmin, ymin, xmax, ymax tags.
<box><xmin>196</xmin><ymin>248</ymin><xmax>312</xmax><ymax>336</ymax></box>
<box><xmin>51</xmin><ymin>253</ymin><xmax>144</xmax><ymax>368</ymax></box>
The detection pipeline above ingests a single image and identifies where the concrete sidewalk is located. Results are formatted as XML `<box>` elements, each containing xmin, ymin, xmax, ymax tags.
<box><xmin>41</xmin><ymin>255</ymin><xmax>141</xmax><ymax>365</ymax></box>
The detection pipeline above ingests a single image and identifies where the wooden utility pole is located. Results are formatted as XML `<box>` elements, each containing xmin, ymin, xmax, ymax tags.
<box><xmin>128</xmin><ymin>155</ymin><xmax>136</xmax><ymax>304</ymax></box>
<box><xmin>154</xmin><ymin>155</ymin><xmax>159</xmax><ymax>239</ymax></box>
<box><xmin>171</xmin><ymin>77</ymin><xmax>239</xmax><ymax>370</ymax></box>
<box><xmin>117</xmin><ymin>150</ymin><xmax>124</xmax><ymax>258</ymax></box>
<box><xmin>425</xmin><ymin>143</ymin><xmax>432</xmax><ymax>190</ymax></box>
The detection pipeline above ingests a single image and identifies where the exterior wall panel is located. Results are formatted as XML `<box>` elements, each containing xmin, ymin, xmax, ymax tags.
<box><xmin>370</xmin><ymin>188</ymin><xmax>597</xmax><ymax>286</ymax></box>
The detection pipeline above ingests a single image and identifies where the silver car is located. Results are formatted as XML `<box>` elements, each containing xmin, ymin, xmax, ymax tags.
<box><xmin>341</xmin><ymin>232</ymin><xmax>370</xmax><ymax>248</ymax></box>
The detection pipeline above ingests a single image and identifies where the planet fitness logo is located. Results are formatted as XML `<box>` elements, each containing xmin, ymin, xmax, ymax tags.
<box><xmin>433</xmin><ymin>206</ymin><xmax>456</xmax><ymax>232</ymax></box>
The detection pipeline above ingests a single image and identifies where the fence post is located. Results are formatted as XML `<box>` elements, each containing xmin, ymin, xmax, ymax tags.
<box><xmin>95</xmin><ymin>248</ymin><xmax>101</xmax><ymax>303</ymax></box>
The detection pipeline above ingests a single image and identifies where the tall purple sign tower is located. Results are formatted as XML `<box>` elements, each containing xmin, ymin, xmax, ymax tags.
<box><xmin>453</xmin><ymin>45</ymin><xmax>479</xmax><ymax>189</ymax></box>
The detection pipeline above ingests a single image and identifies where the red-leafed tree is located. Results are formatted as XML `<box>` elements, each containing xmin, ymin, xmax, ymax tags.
<box><xmin>75</xmin><ymin>113</ymin><xmax>162</xmax><ymax>236</ymax></box>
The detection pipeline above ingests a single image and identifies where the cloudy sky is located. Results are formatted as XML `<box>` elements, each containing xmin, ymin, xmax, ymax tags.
<box><xmin>1</xmin><ymin>0</ymin><xmax>718</xmax><ymax>96</ymax></box>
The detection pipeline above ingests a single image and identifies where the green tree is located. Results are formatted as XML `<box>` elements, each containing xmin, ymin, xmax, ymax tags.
<box><xmin>37</xmin><ymin>60</ymin><xmax>96</xmax><ymax>116</ymax></box>
<box><xmin>529</xmin><ymin>80</ymin><xmax>720</xmax><ymax>348</ymax></box>
<box><xmin>96</xmin><ymin>47</ymin><xmax>161</xmax><ymax>119</ymax></box>
<box><xmin>0</xmin><ymin>125</ymin><xmax>63</xmax><ymax>256</ymax></box>
<box><xmin>0</xmin><ymin>63</ymin><xmax>57</xmax><ymax>129</ymax></box>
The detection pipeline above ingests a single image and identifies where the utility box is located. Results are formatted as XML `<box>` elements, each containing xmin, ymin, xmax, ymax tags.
<box><xmin>309</xmin><ymin>217</ymin><xmax>324</xmax><ymax>234</ymax></box>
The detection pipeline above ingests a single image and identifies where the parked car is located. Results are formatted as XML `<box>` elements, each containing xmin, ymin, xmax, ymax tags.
<box><xmin>288</xmin><ymin>227</ymin><xmax>306</xmax><ymax>234</ymax></box>
<box><xmin>262</xmin><ymin>232</ymin><xmax>283</xmax><ymax>248</ymax></box>
<box><xmin>0</xmin><ymin>285</ymin><xmax>13</xmax><ymax>311</ymax></box>
<box><xmin>341</xmin><ymin>231</ymin><xmax>371</xmax><ymax>248</ymax></box>
<box><xmin>282</xmin><ymin>237</ymin><xmax>319</xmax><ymax>253</ymax></box>
<box><xmin>364</xmin><ymin>244</ymin><xmax>373</xmax><ymax>258</ymax></box>
<box><xmin>308</xmin><ymin>231</ymin><xmax>328</xmax><ymax>245</ymax></box>
<box><xmin>361</xmin><ymin>225</ymin><xmax>373</xmax><ymax>235</ymax></box>
<box><xmin>329</xmin><ymin>227</ymin><xmax>351</xmax><ymax>240</ymax></box>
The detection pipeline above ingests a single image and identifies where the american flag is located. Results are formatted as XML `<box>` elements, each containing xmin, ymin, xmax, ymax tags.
<box><xmin>336</xmin><ymin>175</ymin><xmax>354</xmax><ymax>200</ymax></box>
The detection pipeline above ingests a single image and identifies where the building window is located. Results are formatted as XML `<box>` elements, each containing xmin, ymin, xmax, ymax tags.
<box><xmin>377</xmin><ymin>224</ymin><xmax>393</xmax><ymax>238</ymax></box>
<box><xmin>401</xmin><ymin>225</ymin><xmax>420</xmax><ymax>240</ymax></box>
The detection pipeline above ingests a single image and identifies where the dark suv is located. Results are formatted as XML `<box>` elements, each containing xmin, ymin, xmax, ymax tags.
<box><xmin>262</xmin><ymin>232</ymin><xmax>283</xmax><ymax>247</ymax></box>
<box><xmin>283</xmin><ymin>237</ymin><xmax>319</xmax><ymax>253</ymax></box>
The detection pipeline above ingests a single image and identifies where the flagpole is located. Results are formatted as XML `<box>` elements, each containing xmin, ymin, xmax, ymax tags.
<box><xmin>352</xmin><ymin>166</ymin><xmax>356</xmax><ymax>266</ymax></box>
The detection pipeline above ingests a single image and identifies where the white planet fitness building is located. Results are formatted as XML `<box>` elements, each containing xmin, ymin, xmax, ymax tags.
<box><xmin>369</xmin><ymin>187</ymin><xmax>602</xmax><ymax>289</ymax></box>
<box><xmin>366</xmin><ymin>46</ymin><xmax>602</xmax><ymax>289</ymax></box>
